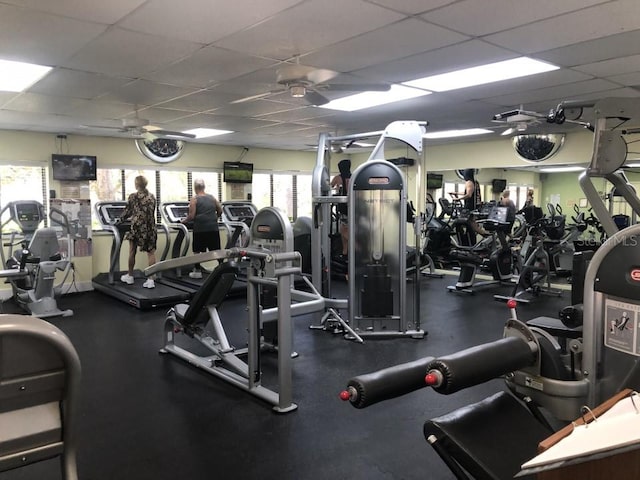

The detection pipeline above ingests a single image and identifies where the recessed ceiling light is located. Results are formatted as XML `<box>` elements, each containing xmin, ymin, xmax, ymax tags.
<box><xmin>318</xmin><ymin>84</ymin><xmax>430</xmax><ymax>112</ymax></box>
<box><xmin>0</xmin><ymin>59</ymin><xmax>52</xmax><ymax>92</ymax></box>
<box><xmin>183</xmin><ymin>128</ymin><xmax>233</xmax><ymax>138</ymax></box>
<box><xmin>423</xmin><ymin>128</ymin><xmax>493</xmax><ymax>139</ymax></box>
<box><xmin>403</xmin><ymin>57</ymin><xmax>559</xmax><ymax>92</ymax></box>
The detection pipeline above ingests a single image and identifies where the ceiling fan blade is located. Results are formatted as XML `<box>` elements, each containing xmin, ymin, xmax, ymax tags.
<box><xmin>81</xmin><ymin>124</ymin><xmax>124</xmax><ymax>131</ymax></box>
<box><xmin>325</xmin><ymin>83</ymin><xmax>390</xmax><ymax>92</ymax></box>
<box><xmin>304</xmin><ymin>90</ymin><xmax>330</xmax><ymax>106</ymax></box>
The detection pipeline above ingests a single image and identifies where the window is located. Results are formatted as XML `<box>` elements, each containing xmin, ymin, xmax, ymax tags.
<box><xmin>191</xmin><ymin>172</ymin><xmax>221</xmax><ymax>202</ymax></box>
<box><xmin>252</xmin><ymin>173</ymin><xmax>271</xmax><ymax>211</ymax></box>
<box><xmin>159</xmin><ymin>170</ymin><xmax>189</xmax><ymax>202</ymax></box>
<box><xmin>272</xmin><ymin>174</ymin><xmax>293</xmax><ymax>220</ymax></box>
<box><xmin>0</xmin><ymin>165</ymin><xmax>48</xmax><ymax>227</ymax></box>
<box><xmin>296</xmin><ymin>174</ymin><xmax>312</xmax><ymax>219</ymax></box>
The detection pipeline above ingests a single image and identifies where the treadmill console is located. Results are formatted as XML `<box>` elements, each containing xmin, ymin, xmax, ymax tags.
<box><xmin>222</xmin><ymin>202</ymin><xmax>257</xmax><ymax>224</ymax></box>
<box><xmin>163</xmin><ymin>204</ymin><xmax>190</xmax><ymax>223</ymax></box>
<box><xmin>95</xmin><ymin>202</ymin><xmax>129</xmax><ymax>228</ymax></box>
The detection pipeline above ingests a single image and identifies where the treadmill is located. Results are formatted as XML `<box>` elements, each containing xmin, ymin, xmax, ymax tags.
<box><xmin>158</xmin><ymin>200</ymin><xmax>256</xmax><ymax>295</ymax></box>
<box><xmin>92</xmin><ymin>201</ymin><xmax>192</xmax><ymax>309</ymax></box>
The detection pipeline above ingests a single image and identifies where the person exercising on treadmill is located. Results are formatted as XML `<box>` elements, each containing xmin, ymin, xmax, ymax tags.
<box><xmin>181</xmin><ymin>178</ymin><xmax>223</xmax><ymax>279</ymax></box>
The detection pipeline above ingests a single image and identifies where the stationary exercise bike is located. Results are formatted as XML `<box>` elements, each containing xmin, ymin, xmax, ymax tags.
<box><xmin>447</xmin><ymin>205</ymin><xmax>513</xmax><ymax>293</ymax></box>
<box><xmin>495</xmin><ymin>207</ymin><xmax>562</xmax><ymax>304</ymax></box>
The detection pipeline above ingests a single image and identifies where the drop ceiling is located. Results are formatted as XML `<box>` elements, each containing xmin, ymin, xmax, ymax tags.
<box><xmin>1</xmin><ymin>0</ymin><xmax>640</xmax><ymax>151</ymax></box>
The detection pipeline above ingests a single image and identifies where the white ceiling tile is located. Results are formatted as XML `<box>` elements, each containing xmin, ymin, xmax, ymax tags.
<box><xmin>215</xmin><ymin>0</ymin><xmax>405</xmax><ymax>59</ymax></box>
<box><xmin>365</xmin><ymin>0</ymin><xmax>454</xmax><ymax>15</ymax></box>
<box><xmin>118</xmin><ymin>0</ymin><xmax>303</xmax><ymax>45</ymax></box>
<box><xmin>487</xmin><ymin>79</ymin><xmax>622</xmax><ymax>107</ymax></box>
<box><xmin>169</xmin><ymin>113</ymin><xmax>277</xmax><ymax>131</ymax></box>
<box><xmin>574</xmin><ymin>55</ymin><xmax>640</xmax><ymax>77</ymax></box>
<box><xmin>607</xmin><ymin>72</ymin><xmax>640</xmax><ymax>87</ymax></box>
<box><xmin>28</xmin><ymin>68</ymin><xmax>133</xmax><ymax>99</ymax></box>
<box><xmin>66</xmin><ymin>101</ymin><xmax>137</xmax><ymax>120</ymax></box>
<box><xmin>423</xmin><ymin>0</ymin><xmax>609</xmax><ymax>36</ymax></box>
<box><xmin>301</xmin><ymin>18</ymin><xmax>468</xmax><ymax>73</ymax></box>
<box><xmin>214</xmin><ymin>99</ymin><xmax>301</xmax><ymax>117</ymax></box>
<box><xmin>0</xmin><ymin>4</ymin><xmax>107</xmax><ymax>65</ymax></box>
<box><xmin>3</xmin><ymin>93</ymin><xmax>89</xmax><ymax>115</ymax></box>
<box><xmin>146</xmin><ymin>47</ymin><xmax>276</xmax><ymax>89</ymax></box>
<box><xmin>485</xmin><ymin>0</ymin><xmax>640</xmax><ymax>54</ymax></box>
<box><xmin>97</xmin><ymin>80</ymin><xmax>197</xmax><ymax>106</ymax></box>
<box><xmin>538</xmin><ymin>30</ymin><xmax>640</xmax><ymax>68</ymax></box>
<box><xmin>64</xmin><ymin>27</ymin><xmax>203</xmax><ymax>77</ymax></box>
<box><xmin>354</xmin><ymin>40</ymin><xmax>515</xmax><ymax>82</ymax></box>
<box><xmin>154</xmin><ymin>90</ymin><xmax>239</xmax><ymax>112</ymax></box>
<box><xmin>1</xmin><ymin>0</ymin><xmax>146</xmax><ymax>24</ymax></box>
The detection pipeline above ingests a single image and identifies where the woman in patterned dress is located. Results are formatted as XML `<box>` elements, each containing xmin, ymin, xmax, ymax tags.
<box><xmin>119</xmin><ymin>175</ymin><xmax>157</xmax><ymax>288</ymax></box>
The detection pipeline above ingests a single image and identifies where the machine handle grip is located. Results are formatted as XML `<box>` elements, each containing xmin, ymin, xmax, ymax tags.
<box><xmin>425</xmin><ymin>337</ymin><xmax>535</xmax><ymax>395</ymax></box>
<box><xmin>340</xmin><ymin>356</ymin><xmax>435</xmax><ymax>409</ymax></box>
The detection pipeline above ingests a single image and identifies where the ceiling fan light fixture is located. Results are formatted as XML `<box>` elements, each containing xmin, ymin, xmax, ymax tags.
<box><xmin>290</xmin><ymin>85</ymin><xmax>306</xmax><ymax>98</ymax></box>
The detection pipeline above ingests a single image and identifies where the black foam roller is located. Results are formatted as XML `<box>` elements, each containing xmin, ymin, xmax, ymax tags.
<box><xmin>346</xmin><ymin>356</ymin><xmax>435</xmax><ymax>409</ymax></box>
<box><xmin>426</xmin><ymin>337</ymin><xmax>535</xmax><ymax>395</ymax></box>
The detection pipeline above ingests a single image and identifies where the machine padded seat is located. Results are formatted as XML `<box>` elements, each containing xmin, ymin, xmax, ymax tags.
<box><xmin>176</xmin><ymin>262</ymin><xmax>239</xmax><ymax>326</ymax></box>
<box><xmin>424</xmin><ymin>391</ymin><xmax>552</xmax><ymax>480</ymax></box>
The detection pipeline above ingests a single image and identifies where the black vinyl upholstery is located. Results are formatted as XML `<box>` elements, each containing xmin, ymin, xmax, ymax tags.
<box><xmin>424</xmin><ymin>391</ymin><xmax>552</xmax><ymax>480</ymax></box>
<box><xmin>180</xmin><ymin>262</ymin><xmax>238</xmax><ymax>327</ymax></box>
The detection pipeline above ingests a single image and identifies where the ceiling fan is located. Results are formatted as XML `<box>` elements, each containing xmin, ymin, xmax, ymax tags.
<box><xmin>82</xmin><ymin>116</ymin><xmax>196</xmax><ymax>140</ymax></box>
<box><xmin>231</xmin><ymin>62</ymin><xmax>390</xmax><ymax>106</ymax></box>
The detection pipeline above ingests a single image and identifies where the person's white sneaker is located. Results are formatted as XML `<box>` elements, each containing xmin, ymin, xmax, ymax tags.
<box><xmin>142</xmin><ymin>278</ymin><xmax>155</xmax><ymax>289</ymax></box>
<box><xmin>189</xmin><ymin>270</ymin><xmax>203</xmax><ymax>279</ymax></box>
<box><xmin>120</xmin><ymin>273</ymin><xmax>134</xmax><ymax>284</ymax></box>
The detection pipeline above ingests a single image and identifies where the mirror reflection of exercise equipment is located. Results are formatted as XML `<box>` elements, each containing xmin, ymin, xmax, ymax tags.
<box><xmin>91</xmin><ymin>201</ymin><xmax>191</xmax><ymax>309</ymax></box>
<box><xmin>0</xmin><ymin>200</ymin><xmax>74</xmax><ymax>318</ymax></box>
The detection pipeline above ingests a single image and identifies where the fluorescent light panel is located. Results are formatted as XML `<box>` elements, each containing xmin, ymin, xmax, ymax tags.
<box><xmin>423</xmin><ymin>128</ymin><xmax>493</xmax><ymax>139</ymax></box>
<box><xmin>183</xmin><ymin>128</ymin><xmax>233</xmax><ymax>138</ymax></box>
<box><xmin>0</xmin><ymin>59</ymin><xmax>52</xmax><ymax>92</ymax></box>
<box><xmin>403</xmin><ymin>57</ymin><xmax>559</xmax><ymax>92</ymax></box>
<box><xmin>319</xmin><ymin>84</ymin><xmax>430</xmax><ymax>112</ymax></box>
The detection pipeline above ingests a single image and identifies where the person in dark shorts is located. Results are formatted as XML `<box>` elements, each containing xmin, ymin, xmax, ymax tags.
<box><xmin>119</xmin><ymin>175</ymin><xmax>157</xmax><ymax>288</ymax></box>
<box><xmin>181</xmin><ymin>178</ymin><xmax>223</xmax><ymax>278</ymax></box>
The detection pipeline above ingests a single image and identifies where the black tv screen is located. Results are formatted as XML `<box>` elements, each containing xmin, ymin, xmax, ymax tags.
<box><xmin>491</xmin><ymin>178</ymin><xmax>507</xmax><ymax>193</ymax></box>
<box><xmin>223</xmin><ymin>162</ymin><xmax>253</xmax><ymax>184</ymax></box>
<box><xmin>52</xmin><ymin>154</ymin><xmax>97</xmax><ymax>181</ymax></box>
<box><xmin>426</xmin><ymin>173</ymin><xmax>443</xmax><ymax>190</ymax></box>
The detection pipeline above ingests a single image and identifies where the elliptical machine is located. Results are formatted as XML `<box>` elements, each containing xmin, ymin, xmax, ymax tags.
<box><xmin>0</xmin><ymin>200</ymin><xmax>74</xmax><ymax>318</ymax></box>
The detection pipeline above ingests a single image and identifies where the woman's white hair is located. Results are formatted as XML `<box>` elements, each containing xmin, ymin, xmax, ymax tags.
<box><xmin>193</xmin><ymin>178</ymin><xmax>205</xmax><ymax>191</ymax></box>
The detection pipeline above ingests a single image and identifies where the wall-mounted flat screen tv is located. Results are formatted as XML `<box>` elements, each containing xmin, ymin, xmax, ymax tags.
<box><xmin>52</xmin><ymin>154</ymin><xmax>97</xmax><ymax>181</ymax></box>
<box><xmin>426</xmin><ymin>173</ymin><xmax>443</xmax><ymax>189</ymax></box>
<box><xmin>223</xmin><ymin>162</ymin><xmax>253</xmax><ymax>184</ymax></box>
<box><xmin>491</xmin><ymin>178</ymin><xmax>507</xmax><ymax>193</ymax></box>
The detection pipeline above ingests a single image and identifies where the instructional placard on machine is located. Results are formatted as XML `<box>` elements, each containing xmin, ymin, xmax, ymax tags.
<box><xmin>604</xmin><ymin>298</ymin><xmax>640</xmax><ymax>356</ymax></box>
